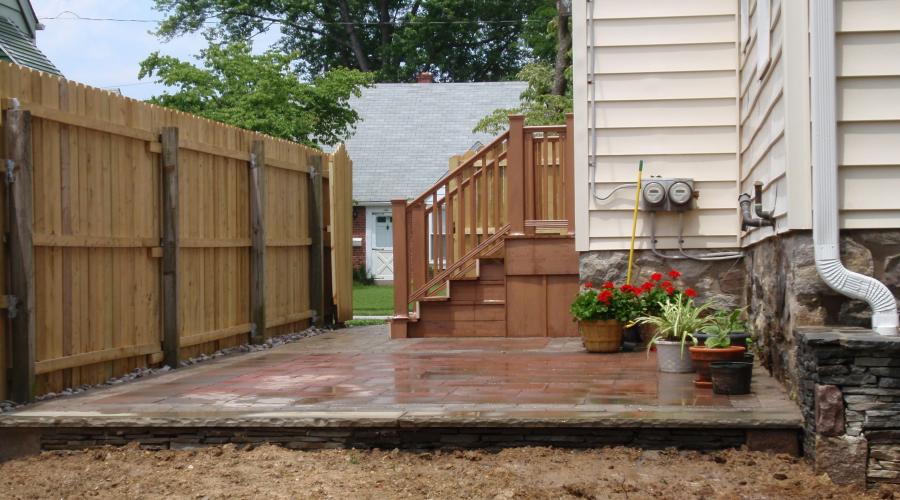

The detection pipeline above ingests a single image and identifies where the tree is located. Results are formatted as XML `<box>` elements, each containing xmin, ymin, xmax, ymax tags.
<box><xmin>151</xmin><ymin>0</ymin><xmax>548</xmax><ymax>82</ymax></box>
<box><xmin>472</xmin><ymin>63</ymin><xmax>572</xmax><ymax>135</ymax></box>
<box><xmin>474</xmin><ymin>1</ymin><xmax>571</xmax><ymax>134</ymax></box>
<box><xmin>139</xmin><ymin>43</ymin><xmax>373</xmax><ymax>147</ymax></box>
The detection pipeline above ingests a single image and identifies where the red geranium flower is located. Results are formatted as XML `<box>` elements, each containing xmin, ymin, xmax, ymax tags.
<box><xmin>641</xmin><ymin>282</ymin><xmax>654</xmax><ymax>291</ymax></box>
<box><xmin>650</xmin><ymin>272</ymin><xmax>663</xmax><ymax>282</ymax></box>
<box><xmin>620</xmin><ymin>284</ymin><xmax>632</xmax><ymax>293</ymax></box>
<box><xmin>664</xmin><ymin>286</ymin><xmax>674</xmax><ymax>295</ymax></box>
<box><xmin>597</xmin><ymin>290</ymin><xmax>613</xmax><ymax>303</ymax></box>
<box><xmin>685</xmin><ymin>288</ymin><xmax>697</xmax><ymax>298</ymax></box>
<box><xmin>660</xmin><ymin>281</ymin><xmax>672</xmax><ymax>288</ymax></box>
<box><xmin>668</xmin><ymin>270</ymin><xmax>681</xmax><ymax>279</ymax></box>
<box><xmin>633</xmin><ymin>288</ymin><xmax>643</xmax><ymax>297</ymax></box>
<box><xmin>602</xmin><ymin>281</ymin><xmax>614</xmax><ymax>289</ymax></box>
<box><xmin>584</xmin><ymin>281</ymin><xmax>594</xmax><ymax>289</ymax></box>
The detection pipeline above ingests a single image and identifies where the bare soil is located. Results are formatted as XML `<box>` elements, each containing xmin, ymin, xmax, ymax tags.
<box><xmin>0</xmin><ymin>445</ymin><xmax>895</xmax><ymax>499</ymax></box>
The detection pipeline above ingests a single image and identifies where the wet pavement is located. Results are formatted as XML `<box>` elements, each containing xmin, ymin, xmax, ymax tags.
<box><xmin>0</xmin><ymin>325</ymin><xmax>801</xmax><ymax>429</ymax></box>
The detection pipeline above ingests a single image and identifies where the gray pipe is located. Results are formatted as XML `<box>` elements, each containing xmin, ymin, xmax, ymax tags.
<box><xmin>811</xmin><ymin>0</ymin><xmax>898</xmax><ymax>336</ymax></box>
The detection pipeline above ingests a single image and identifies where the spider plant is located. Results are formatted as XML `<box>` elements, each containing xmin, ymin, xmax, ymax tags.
<box><xmin>635</xmin><ymin>297</ymin><xmax>716</xmax><ymax>357</ymax></box>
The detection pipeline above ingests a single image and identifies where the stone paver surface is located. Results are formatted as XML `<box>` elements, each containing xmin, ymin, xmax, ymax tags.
<box><xmin>1</xmin><ymin>325</ymin><xmax>801</xmax><ymax>427</ymax></box>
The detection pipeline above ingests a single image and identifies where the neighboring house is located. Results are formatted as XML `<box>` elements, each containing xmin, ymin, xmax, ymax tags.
<box><xmin>344</xmin><ymin>73</ymin><xmax>525</xmax><ymax>282</ymax></box>
<box><xmin>0</xmin><ymin>0</ymin><xmax>61</xmax><ymax>75</ymax></box>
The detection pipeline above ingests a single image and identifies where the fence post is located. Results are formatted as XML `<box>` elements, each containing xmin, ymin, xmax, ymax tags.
<box><xmin>507</xmin><ymin>115</ymin><xmax>526</xmax><ymax>236</ymax></box>
<box><xmin>308</xmin><ymin>155</ymin><xmax>325</xmax><ymax>327</ymax></box>
<box><xmin>5</xmin><ymin>108</ymin><xmax>35</xmax><ymax>403</ymax></box>
<box><xmin>160</xmin><ymin>127</ymin><xmax>180</xmax><ymax>369</ymax></box>
<box><xmin>390</xmin><ymin>199</ymin><xmax>408</xmax><ymax>339</ymax></box>
<box><xmin>249</xmin><ymin>140</ymin><xmax>266</xmax><ymax>344</ymax></box>
<box><xmin>565</xmin><ymin>113</ymin><xmax>576</xmax><ymax>235</ymax></box>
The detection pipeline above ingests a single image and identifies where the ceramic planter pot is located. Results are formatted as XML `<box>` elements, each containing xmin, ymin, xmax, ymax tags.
<box><xmin>579</xmin><ymin>320</ymin><xmax>622</xmax><ymax>353</ymax></box>
<box><xmin>694</xmin><ymin>331</ymin><xmax>750</xmax><ymax>348</ymax></box>
<box><xmin>710</xmin><ymin>361</ymin><xmax>753</xmax><ymax>395</ymax></box>
<box><xmin>688</xmin><ymin>346</ymin><xmax>746</xmax><ymax>388</ymax></box>
<box><xmin>654</xmin><ymin>339</ymin><xmax>695</xmax><ymax>373</ymax></box>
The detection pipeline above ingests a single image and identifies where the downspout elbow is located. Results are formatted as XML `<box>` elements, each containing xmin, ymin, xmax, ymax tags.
<box><xmin>815</xmin><ymin>247</ymin><xmax>899</xmax><ymax>336</ymax></box>
<box><xmin>753</xmin><ymin>181</ymin><xmax>775</xmax><ymax>222</ymax></box>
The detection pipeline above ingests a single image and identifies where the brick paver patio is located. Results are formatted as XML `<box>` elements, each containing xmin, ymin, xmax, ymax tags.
<box><xmin>1</xmin><ymin>325</ymin><xmax>800</xmax><ymax>429</ymax></box>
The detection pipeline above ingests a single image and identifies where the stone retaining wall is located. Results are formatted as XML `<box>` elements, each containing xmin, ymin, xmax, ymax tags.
<box><xmin>743</xmin><ymin>230</ymin><xmax>900</xmax><ymax>398</ymax></box>
<box><xmin>797</xmin><ymin>327</ymin><xmax>900</xmax><ymax>488</ymax></box>
<box><xmin>34</xmin><ymin>426</ymin><xmax>792</xmax><ymax>453</ymax></box>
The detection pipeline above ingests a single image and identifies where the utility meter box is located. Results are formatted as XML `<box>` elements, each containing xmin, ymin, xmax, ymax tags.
<box><xmin>639</xmin><ymin>178</ymin><xmax>695</xmax><ymax>212</ymax></box>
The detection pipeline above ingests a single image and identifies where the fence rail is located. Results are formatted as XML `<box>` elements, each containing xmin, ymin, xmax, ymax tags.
<box><xmin>0</xmin><ymin>63</ymin><xmax>353</xmax><ymax>401</ymax></box>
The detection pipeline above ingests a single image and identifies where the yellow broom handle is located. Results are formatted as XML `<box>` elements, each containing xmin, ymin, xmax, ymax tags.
<box><xmin>625</xmin><ymin>160</ymin><xmax>644</xmax><ymax>285</ymax></box>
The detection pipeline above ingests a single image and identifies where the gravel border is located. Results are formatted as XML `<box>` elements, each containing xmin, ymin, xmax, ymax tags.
<box><xmin>0</xmin><ymin>326</ymin><xmax>331</xmax><ymax>414</ymax></box>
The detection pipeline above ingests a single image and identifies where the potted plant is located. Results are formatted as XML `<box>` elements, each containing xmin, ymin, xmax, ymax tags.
<box><xmin>570</xmin><ymin>282</ymin><xmax>640</xmax><ymax>353</ymax></box>
<box><xmin>636</xmin><ymin>296</ymin><xmax>714</xmax><ymax>373</ymax></box>
<box><xmin>635</xmin><ymin>270</ymin><xmax>687</xmax><ymax>347</ymax></box>
<box><xmin>694</xmin><ymin>308</ymin><xmax>750</xmax><ymax>347</ymax></box>
<box><xmin>689</xmin><ymin>320</ymin><xmax>746</xmax><ymax>388</ymax></box>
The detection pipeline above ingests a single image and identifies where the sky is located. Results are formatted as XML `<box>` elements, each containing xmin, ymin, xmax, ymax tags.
<box><xmin>32</xmin><ymin>0</ymin><xmax>279</xmax><ymax>100</ymax></box>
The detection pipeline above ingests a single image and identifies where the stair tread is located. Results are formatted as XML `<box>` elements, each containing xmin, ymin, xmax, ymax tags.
<box><xmin>420</xmin><ymin>296</ymin><xmax>451</xmax><ymax>302</ymax></box>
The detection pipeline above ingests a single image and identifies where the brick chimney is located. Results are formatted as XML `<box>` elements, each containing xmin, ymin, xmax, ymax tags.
<box><xmin>416</xmin><ymin>71</ymin><xmax>434</xmax><ymax>84</ymax></box>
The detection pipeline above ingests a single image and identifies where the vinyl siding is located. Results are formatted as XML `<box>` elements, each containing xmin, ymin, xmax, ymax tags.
<box><xmin>836</xmin><ymin>0</ymin><xmax>900</xmax><ymax>228</ymax></box>
<box><xmin>738</xmin><ymin>0</ymin><xmax>788</xmax><ymax>246</ymax></box>
<box><xmin>574</xmin><ymin>0</ymin><xmax>740</xmax><ymax>251</ymax></box>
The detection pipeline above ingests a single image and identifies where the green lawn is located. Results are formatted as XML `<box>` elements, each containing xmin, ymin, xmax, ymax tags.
<box><xmin>352</xmin><ymin>283</ymin><xmax>394</xmax><ymax>317</ymax></box>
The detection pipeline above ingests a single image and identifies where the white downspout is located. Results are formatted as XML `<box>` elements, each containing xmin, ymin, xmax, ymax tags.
<box><xmin>810</xmin><ymin>0</ymin><xmax>899</xmax><ymax>336</ymax></box>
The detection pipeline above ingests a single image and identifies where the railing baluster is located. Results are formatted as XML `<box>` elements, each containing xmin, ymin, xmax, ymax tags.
<box><xmin>446</xmin><ymin>181</ymin><xmax>455</xmax><ymax>266</ymax></box>
<box><xmin>480</xmin><ymin>157</ymin><xmax>489</xmax><ymax>240</ymax></box>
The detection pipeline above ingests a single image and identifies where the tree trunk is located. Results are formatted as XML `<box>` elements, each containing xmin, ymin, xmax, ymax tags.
<box><xmin>378</xmin><ymin>0</ymin><xmax>393</xmax><ymax>67</ymax></box>
<box><xmin>552</xmin><ymin>1</ymin><xmax>572</xmax><ymax>96</ymax></box>
<box><xmin>337</xmin><ymin>0</ymin><xmax>371</xmax><ymax>72</ymax></box>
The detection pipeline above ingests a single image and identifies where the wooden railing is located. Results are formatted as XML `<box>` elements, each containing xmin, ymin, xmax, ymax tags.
<box><xmin>392</xmin><ymin>114</ymin><xmax>574</xmax><ymax>334</ymax></box>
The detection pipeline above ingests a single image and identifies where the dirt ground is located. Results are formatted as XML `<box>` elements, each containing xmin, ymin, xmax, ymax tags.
<box><xmin>0</xmin><ymin>445</ymin><xmax>895</xmax><ymax>499</ymax></box>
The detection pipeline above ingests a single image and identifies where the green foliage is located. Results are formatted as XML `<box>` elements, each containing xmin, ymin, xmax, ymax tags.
<box><xmin>353</xmin><ymin>264</ymin><xmax>376</xmax><ymax>286</ymax></box>
<box><xmin>152</xmin><ymin>0</ymin><xmax>550</xmax><ymax>82</ymax></box>
<box><xmin>701</xmin><ymin>308</ymin><xmax>748</xmax><ymax>348</ymax></box>
<box><xmin>636</xmin><ymin>298</ymin><xmax>716</xmax><ymax>355</ymax></box>
<box><xmin>473</xmin><ymin>63</ymin><xmax>573</xmax><ymax>135</ymax></box>
<box><xmin>569</xmin><ymin>283</ymin><xmax>640</xmax><ymax>324</ymax></box>
<box><xmin>139</xmin><ymin>43</ymin><xmax>373</xmax><ymax>146</ymax></box>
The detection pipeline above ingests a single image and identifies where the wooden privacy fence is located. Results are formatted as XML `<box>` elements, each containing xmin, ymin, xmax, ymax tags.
<box><xmin>0</xmin><ymin>63</ymin><xmax>353</xmax><ymax>402</ymax></box>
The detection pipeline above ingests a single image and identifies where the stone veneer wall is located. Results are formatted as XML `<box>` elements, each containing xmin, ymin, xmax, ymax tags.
<box><xmin>797</xmin><ymin>328</ymin><xmax>900</xmax><ymax>488</ymax></box>
<box><xmin>579</xmin><ymin>250</ymin><xmax>746</xmax><ymax>308</ymax></box>
<box><xmin>743</xmin><ymin>230</ymin><xmax>900</xmax><ymax>398</ymax></box>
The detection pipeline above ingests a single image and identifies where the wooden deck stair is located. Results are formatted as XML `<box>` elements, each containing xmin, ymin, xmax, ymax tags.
<box><xmin>391</xmin><ymin>115</ymin><xmax>579</xmax><ymax>339</ymax></box>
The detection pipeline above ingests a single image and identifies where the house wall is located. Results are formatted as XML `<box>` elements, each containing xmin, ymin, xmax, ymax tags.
<box><xmin>573</xmin><ymin>0</ymin><xmax>742</xmax><ymax>252</ymax></box>
<box><xmin>352</xmin><ymin>207</ymin><xmax>366</xmax><ymax>271</ymax></box>
<box><xmin>835</xmin><ymin>0</ymin><xmax>900</xmax><ymax>229</ymax></box>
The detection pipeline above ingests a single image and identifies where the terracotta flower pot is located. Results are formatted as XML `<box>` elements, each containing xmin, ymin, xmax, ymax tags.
<box><xmin>689</xmin><ymin>346</ymin><xmax>746</xmax><ymax>388</ymax></box>
<box><xmin>579</xmin><ymin>320</ymin><xmax>622</xmax><ymax>353</ymax></box>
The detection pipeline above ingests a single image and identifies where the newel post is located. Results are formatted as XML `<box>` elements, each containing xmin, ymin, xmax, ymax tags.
<box><xmin>565</xmin><ymin>113</ymin><xmax>576</xmax><ymax>235</ymax></box>
<box><xmin>160</xmin><ymin>127</ymin><xmax>181</xmax><ymax>370</ymax></box>
<box><xmin>391</xmin><ymin>199</ymin><xmax>409</xmax><ymax>339</ymax></box>
<box><xmin>5</xmin><ymin>107</ymin><xmax>35</xmax><ymax>402</ymax></box>
<box><xmin>507</xmin><ymin>115</ymin><xmax>526</xmax><ymax>235</ymax></box>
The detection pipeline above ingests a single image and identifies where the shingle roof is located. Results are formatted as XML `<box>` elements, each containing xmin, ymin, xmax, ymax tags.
<box><xmin>0</xmin><ymin>15</ymin><xmax>61</xmax><ymax>76</ymax></box>
<box><xmin>343</xmin><ymin>81</ymin><xmax>526</xmax><ymax>204</ymax></box>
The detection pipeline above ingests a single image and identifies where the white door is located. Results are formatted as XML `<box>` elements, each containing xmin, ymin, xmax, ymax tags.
<box><xmin>370</xmin><ymin>210</ymin><xmax>394</xmax><ymax>281</ymax></box>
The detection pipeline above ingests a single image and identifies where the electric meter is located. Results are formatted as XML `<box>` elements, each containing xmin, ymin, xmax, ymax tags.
<box><xmin>668</xmin><ymin>181</ymin><xmax>694</xmax><ymax>206</ymax></box>
<box><xmin>642</xmin><ymin>182</ymin><xmax>666</xmax><ymax>207</ymax></box>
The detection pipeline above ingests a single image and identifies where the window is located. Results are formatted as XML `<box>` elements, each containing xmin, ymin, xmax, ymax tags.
<box><xmin>374</xmin><ymin>215</ymin><xmax>392</xmax><ymax>248</ymax></box>
<box><xmin>756</xmin><ymin>0</ymin><xmax>772</xmax><ymax>79</ymax></box>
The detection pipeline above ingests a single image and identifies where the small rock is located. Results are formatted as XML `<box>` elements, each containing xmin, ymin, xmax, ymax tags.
<box><xmin>773</xmin><ymin>473</ymin><xmax>788</xmax><ymax>481</ymax></box>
